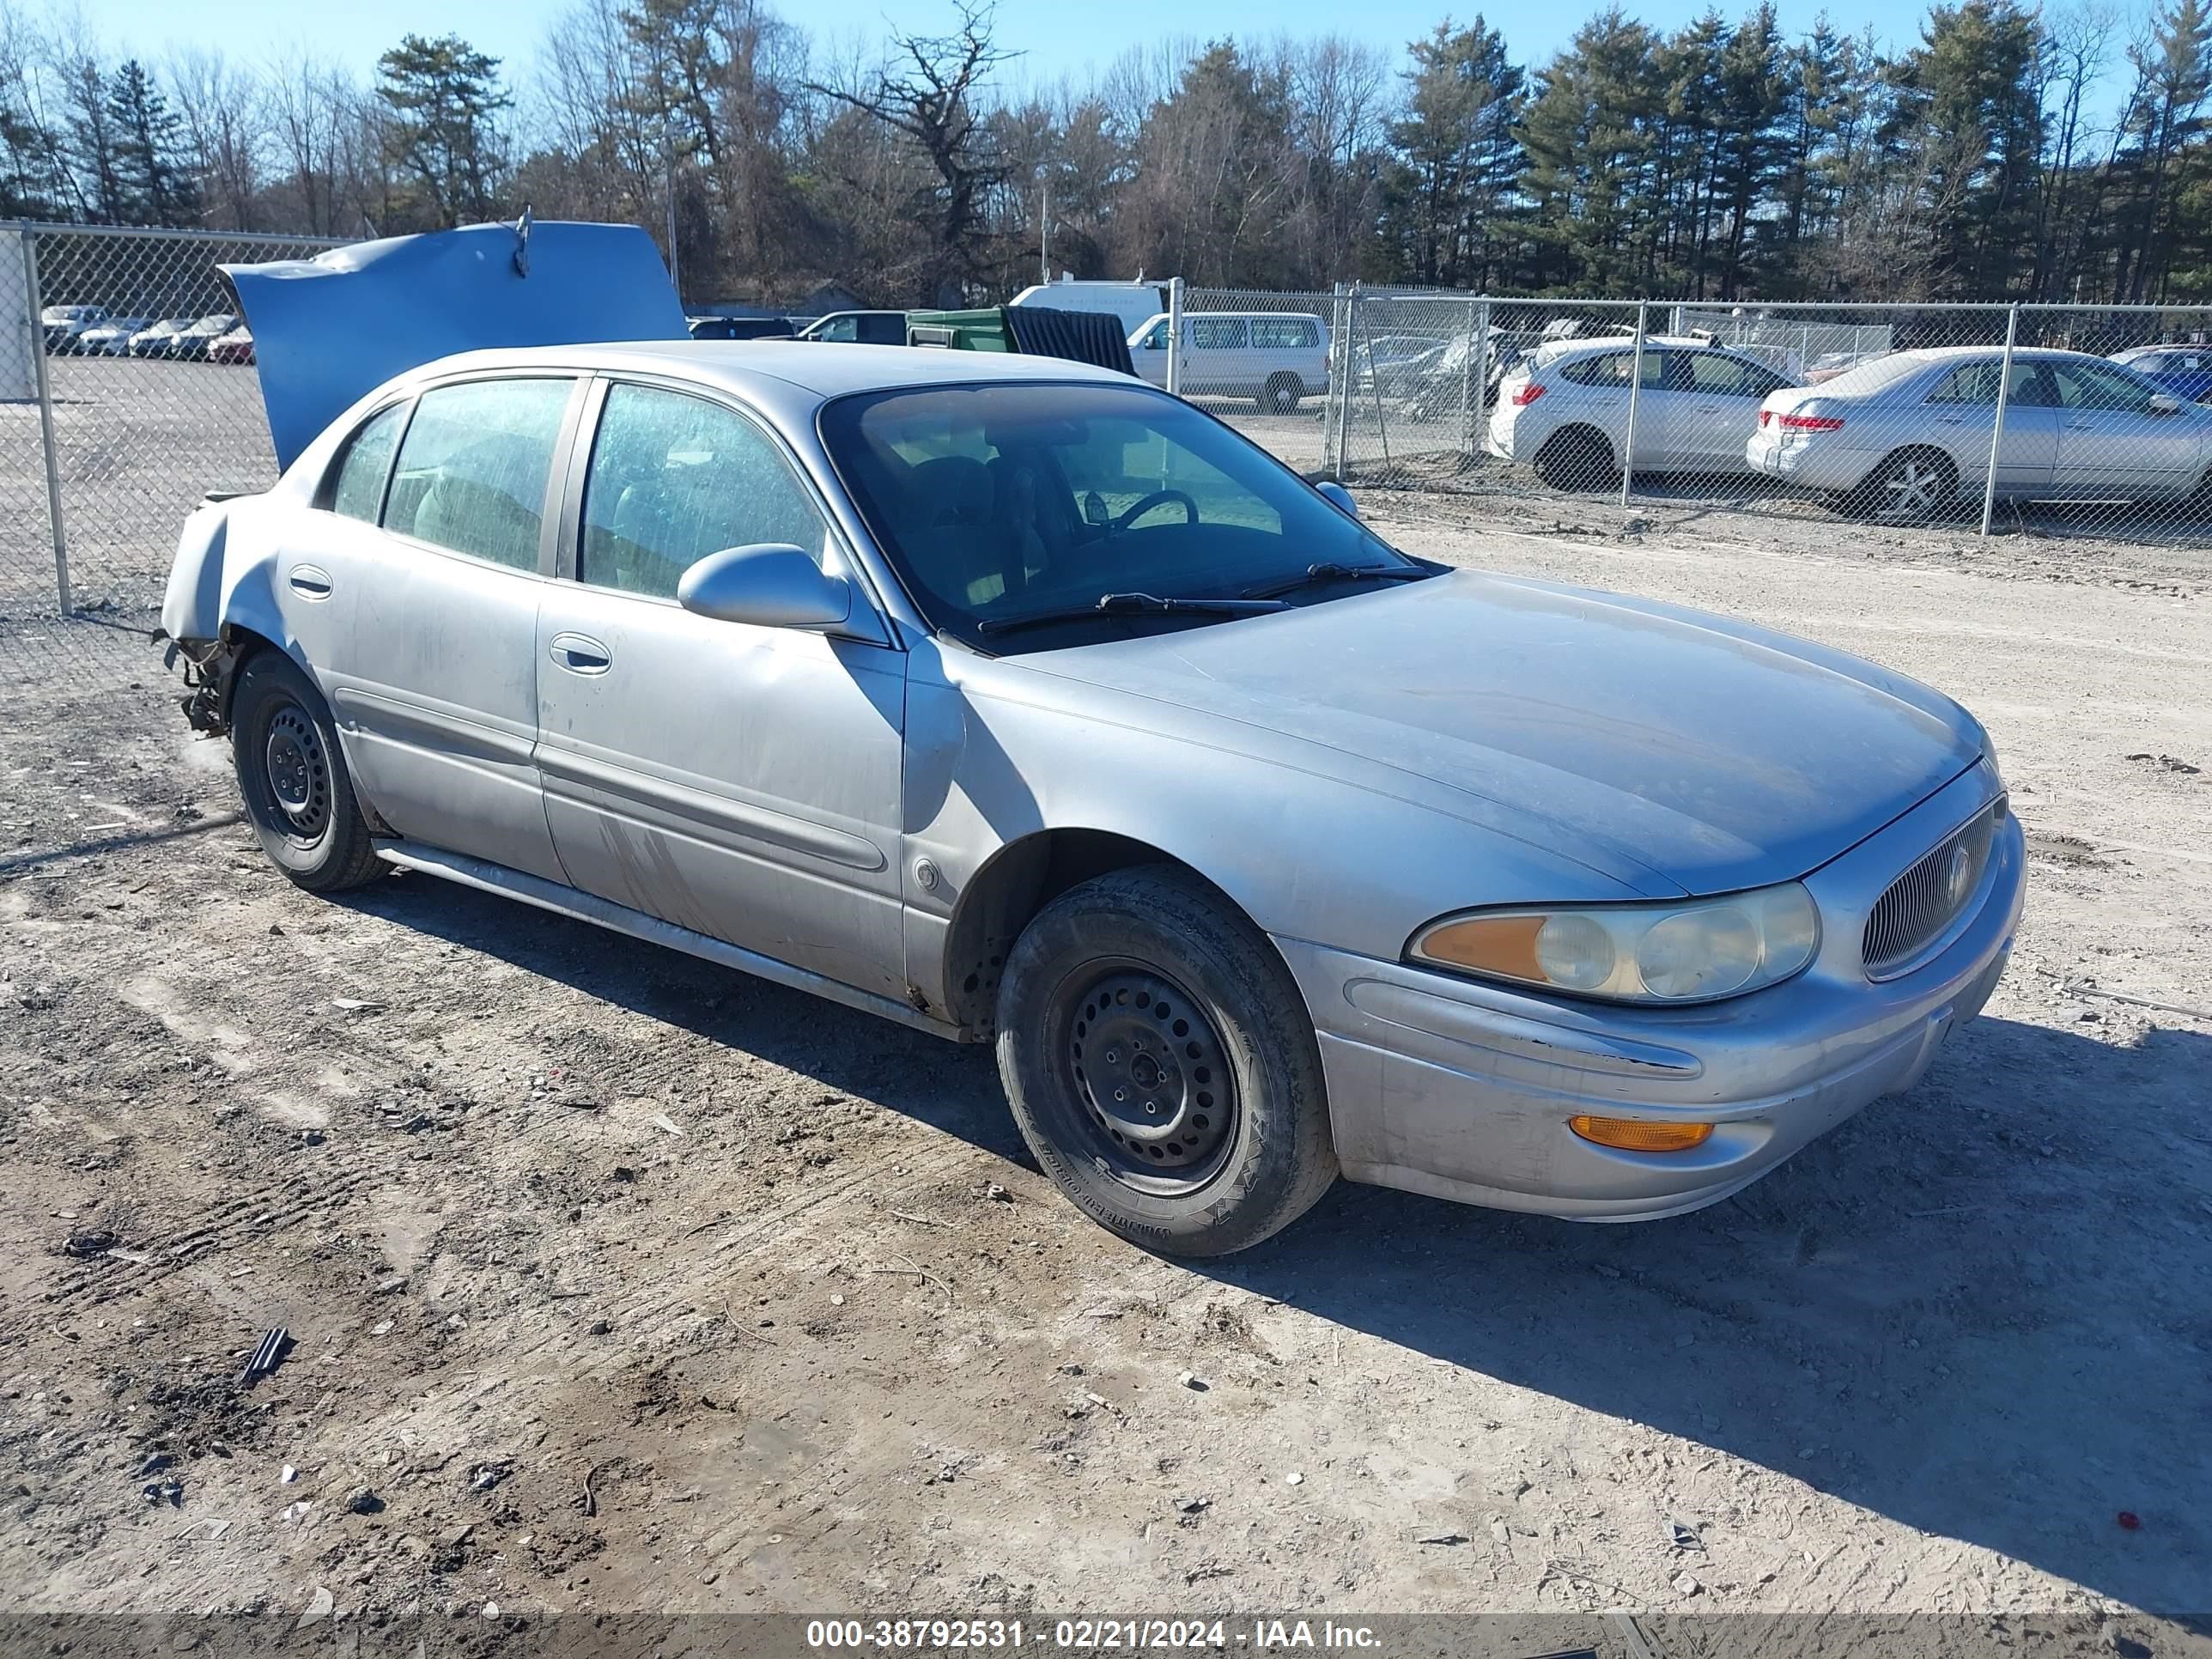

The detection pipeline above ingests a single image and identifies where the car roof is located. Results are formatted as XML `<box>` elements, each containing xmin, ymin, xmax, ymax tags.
<box><xmin>397</xmin><ymin>339</ymin><xmax>1139</xmax><ymax>406</ymax></box>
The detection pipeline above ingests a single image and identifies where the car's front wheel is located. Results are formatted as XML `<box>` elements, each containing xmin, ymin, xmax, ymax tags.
<box><xmin>994</xmin><ymin>866</ymin><xmax>1337</xmax><ymax>1257</ymax></box>
<box><xmin>231</xmin><ymin>650</ymin><xmax>385</xmax><ymax>893</ymax></box>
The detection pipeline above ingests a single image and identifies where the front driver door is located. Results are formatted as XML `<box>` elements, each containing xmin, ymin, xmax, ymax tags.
<box><xmin>532</xmin><ymin>379</ymin><xmax>908</xmax><ymax>1001</ymax></box>
<box><xmin>326</xmin><ymin>374</ymin><xmax>578</xmax><ymax>883</ymax></box>
<box><xmin>2045</xmin><ymin>358</ymin><xmax>2209</xmax><ymax>498</ymax></box>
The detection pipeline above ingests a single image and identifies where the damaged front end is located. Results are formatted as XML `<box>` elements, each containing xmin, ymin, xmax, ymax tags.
<box><xmin>162</xmin><ymin>631</ymin><xmax>235</xmax><ymax>738</ymax></box>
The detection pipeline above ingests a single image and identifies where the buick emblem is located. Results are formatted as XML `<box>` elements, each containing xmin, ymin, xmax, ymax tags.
<box><xmin>1942</xmin><ymin>842</ymin><xmax>1975</xmax><ymax>908</ymax></box>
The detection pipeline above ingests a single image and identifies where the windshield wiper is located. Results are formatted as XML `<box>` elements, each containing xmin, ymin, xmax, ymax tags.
<box><xmin>1243</xmin><ymin>562</ymin><xmax>1429</xmax><ymax>599</ymax></box>
<box><xmin>975</xmin><ymin>591</ymin><xmax>1291</xmax><ymax>637</ymax></box>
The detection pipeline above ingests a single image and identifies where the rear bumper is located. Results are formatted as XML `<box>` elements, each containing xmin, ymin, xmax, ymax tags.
<box><xmin>1745</xmin><ymin>431</ymin><xmax>1871</xmax><ymax>492</ymax></box>
<box><xmin>1275</xmin><ymin>763</ymin><xmax>2022</xmax><ymax>1221</ymax></box>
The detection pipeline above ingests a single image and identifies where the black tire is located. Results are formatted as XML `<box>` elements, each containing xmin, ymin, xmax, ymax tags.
<box><xmin>1259</xmin><ymin>374</ymin><xmax>1304</xmax><ymax>416</ymax></box>
<box><xmin>1534</xmin><ymin>426</ymin><xmax>1619</xmax><ymax>494</ymax></box>
<box><xmin>1851</xmin><ymin>447</ymin><xmax>1957</xmax><ymax>521</ymax></box>
<box><xmin>231</xmin><ymin>649</ymin><xmax>384</xmax><ymax>893</ymax></box>
<box><xmin>994</xmin><ymin>866</ymin><xmax>1337</xmax><ymax>1257</ymax></box>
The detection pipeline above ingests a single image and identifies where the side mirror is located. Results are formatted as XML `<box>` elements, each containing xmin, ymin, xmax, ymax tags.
<box><xmin>678</xmin><ymin>544</ymin><xmax>852</xmax><ymax>629</ymax></box>
<box><xmin>2149</xmin><ymin>392</ymin><xmax>2181</xmax><ymax>416</ymax></box>
<box><xmin>1315</xmin><ymin>480</ymin><xmax>1359</xmax><ymax>520</ymax></box>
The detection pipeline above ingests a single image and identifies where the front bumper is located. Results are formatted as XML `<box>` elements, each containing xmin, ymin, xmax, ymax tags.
<box><xmin>1275</xmin><ymin>763</ymin><xmax>2023</xmax><ymax>1221</ymax></box>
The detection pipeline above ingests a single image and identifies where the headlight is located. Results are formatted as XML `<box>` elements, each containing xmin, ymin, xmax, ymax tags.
<box><xmin>1410</xmin><ymin>884</ymin><xmax>1820</xmax><ymax>1005</ymax></box>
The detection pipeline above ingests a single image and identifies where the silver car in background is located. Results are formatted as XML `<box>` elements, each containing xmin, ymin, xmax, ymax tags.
<box><xmin>164</xmin><ymin>342</ymin><xmax>2022</xmax><ymax>1256</ymax></box>
<box><xmin>1488</xmin><ymin>336</ymin><xmax>1796</xmax><ymax>490</ymax></box>
<box><xmin>1748</xmin><ymin>344</ymin><xmax>2212</xmax><ymax>518</ymax></box>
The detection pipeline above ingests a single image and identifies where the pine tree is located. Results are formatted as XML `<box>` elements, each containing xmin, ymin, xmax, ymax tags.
<box><xmin>375</xmin><ymin>33</ymin><xmax>512</xmax><ymax>228</ymax></box>
<box><xmin>106</xmin><ymin>59</ymin><xmax>199</xmax><ymax>226</ymax></box>
<box><xmin>1378</xmin><ymin>17</ymin><xmax>1524</xmax><ymax>289</ymax></box>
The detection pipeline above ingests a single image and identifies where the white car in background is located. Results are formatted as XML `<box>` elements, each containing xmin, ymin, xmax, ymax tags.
<box><xmin>1486</xmin><ymin>336</ymin><xmax>1796</xmax><ymax>490</ymax></box>
<box><xmin>1129</xmin><ymin>311</ymin><xmax>1331</xmax><ymax>414</ymax></box>
<box><xmin>76</xmin><ymin>315</ymin><xmax>153</xmax><ymax>356</ymax></box>
<box><xmin>1746</xmin><ymin>346</ymin><xmax>2212</xmax><ymax>520</ymax></box>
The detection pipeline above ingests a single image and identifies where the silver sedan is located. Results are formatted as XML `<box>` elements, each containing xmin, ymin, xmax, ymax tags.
<box><xmin>1748</xmin><ymin>344</ymin><xmax>2212</xmax><ymax>517</ymax></box>
<box><xmin>165</xmin><ymin>342</ymin><xmax>2023</xmax><ymax>1255</ymax></box>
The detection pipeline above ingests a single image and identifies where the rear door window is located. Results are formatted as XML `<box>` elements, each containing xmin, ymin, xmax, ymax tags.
<box><xmin>1191</xmin><ymin>319</ymin><xmax>1247</xmax><ymax>350</ymax></box>
<box><xmin>1926</xmin><ymin>361</ymin><xmax>2055</xmax><ymax>407</ymax></box>
<box><xmin>1250</xmin><ymin>319</ymin><xmax>1317</xmax><ymax>349</ymax></box>
<box><xmin>1676</xmin><ymin>352</ymin><xmax>1776</xmax><ymax>398</ymax></box>
<box><xmin>1559</xmin><ymin>350</ymin><xmax>1662</xmax><ymax>389</ymax></box>
<box><xmin>381</xmin><ymin>379</ymin><xmax>574</xmax><ymax>571</ymax></box>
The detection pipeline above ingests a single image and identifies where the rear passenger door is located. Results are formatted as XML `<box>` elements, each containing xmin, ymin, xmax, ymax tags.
<box><xmin>532</xmin><ymin>378</ymin><xmax>909</xmax><ymax>1000</ymax></box>
<box><xmin>1921</xmin><ymin>359</ymin><xmax>2058</xmax><ymax>497</ymax></box>
<box><xmin>328</xmin><ymin>374</ymin><xmax>580</xmax><ymax>882</ymax></box>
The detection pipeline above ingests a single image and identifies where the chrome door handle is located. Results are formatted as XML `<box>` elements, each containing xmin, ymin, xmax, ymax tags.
<box><xmin>1935</xmin><ymin>416</ymin><xmax>1967</xmax><ymax>425</ymax></box>
<box><xmin>549</xmin><ymin>632</ymin><xmax>611</xmax><ymax>674</ymax></box>
<box><xmin>2067</xmin><ymin>420</ymin><xmax>2096</xmax><ymax>429</ymax></box>
<box><xmin>287</xmin><ymin>564</ymin><xmax>332</xmax><ymax>599</ymax></box>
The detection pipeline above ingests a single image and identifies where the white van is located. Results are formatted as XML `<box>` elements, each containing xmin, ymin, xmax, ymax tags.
<box><xmin>1127</xmin><ymin>312</ymin><xmax>1332</xmax><ymax>414</ymax></box>
<box><xmin>1007</xmin><ymin>278</ymin><xmax>1170</xmax><ymax>339</ymax></box>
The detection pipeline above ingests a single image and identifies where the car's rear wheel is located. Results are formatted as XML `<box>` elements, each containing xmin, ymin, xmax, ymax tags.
<box><xmin>1534</xmin><ymin>426</ymin><xmax>1619</xmax><ymax>493</ymax></box>
<box><xmin>994</xmin><ymin>866</ymin><xmax>1337</xmax><ymax>1257</ymax></box>
<box><xmin>1259</xmin><ymin>374</ymin><xmax>1304</xmax><ymax>416</ymax></box>
<box><xmin>1856</xmin><ymin>448</ymin><xmax>1957</xmax><ymax>520</ymax></box>
<box><xmin>231</xmin><ymin>650</ymin><xmax>384</xmax><ymax>893</ymax></box>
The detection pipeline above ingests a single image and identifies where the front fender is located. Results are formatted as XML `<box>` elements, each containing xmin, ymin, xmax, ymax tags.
<box><xmin>902</xmin><ymin>642</ymin><xmax>1646</xmax><ymax>1022</ymax></box>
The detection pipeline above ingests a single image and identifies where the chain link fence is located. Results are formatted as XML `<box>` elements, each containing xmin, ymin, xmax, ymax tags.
<box><xmin>1305</xmin><ymin>288</ymin><xmax>2212</xmax><ymax>556</ymax></box>
<box><xmin>14</xmin><ymin>223</ymin><xmax>350</xmax><ymax>626</ymax></box>
<box><xmin>7</xmin><ymin>237</ymin><xmax>2212</xmax><ymax>669</ymax></box>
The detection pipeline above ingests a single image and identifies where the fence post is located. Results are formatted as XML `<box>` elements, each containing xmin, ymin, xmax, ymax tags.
<box><xmin>1464</xmin><ymin>297</ymin><xmax>1490</xmax><ymax>459</ymax></box>
<box><xmin>1165</xmin><ymin>276</ymin><xmax>1184</xmax><ymax>398</ymax></box>
<box><xmin>1979</xmin><ymin>303</ymin><xmax>2020</xmax><ymax>538</ymax></box>
<box><xmin>1620</xmin><ymin>300</ymin><xmax>1649</xmax><ymax>509</ymax></box>
<box><xmin>20</xmin><ymin>231</ymin><xmax>69</xmax><ymax>615</ymax></box>
<box><xmin>1331</xmin><ymin>284</ymin><xmax>1358</xmax><ymax>483</ymax></box>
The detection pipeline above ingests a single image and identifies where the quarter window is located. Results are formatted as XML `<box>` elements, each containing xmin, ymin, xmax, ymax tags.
<box><xmin>580</xmin><ymin>383</ymin><xmax>831</xmax><ymax>600</ymax></box>
<box><xmin>329</xmin><ymin>404</ymin><xmax>405</xmax><ymax>522</ymax></box>
<box><xmin>380</xmin><ymin>378</ymin><xmax>573</xmax><ymax>570</ymax></box>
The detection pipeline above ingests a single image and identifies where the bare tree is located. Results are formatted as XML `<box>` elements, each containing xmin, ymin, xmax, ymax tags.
<box><xmin>166</xmin><ymin>48</ymin><xmax>268</xmax><ymax>228</ymax></box>
<box><xmin>810</xmin><ymin>0</ymin><xmax>1013</xmax><ymax>302</ymax></box>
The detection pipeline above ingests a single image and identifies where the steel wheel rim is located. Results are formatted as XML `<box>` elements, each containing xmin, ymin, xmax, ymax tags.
<box><xmin>260</xmin><ymin>702</ymin><xmax>331</xmax><ymax>842</ymax></box>
<box><xmin>1054</xmin><ymin>962</ymin><xmax>1237</xmax><ymax>1193</ymax></box>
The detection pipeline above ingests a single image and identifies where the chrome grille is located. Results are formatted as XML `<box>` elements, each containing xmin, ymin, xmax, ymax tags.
<box><xmin>1863</xmin><ymin>802</ymin><xmax>2002</xmax><ymax>978</ymax></box>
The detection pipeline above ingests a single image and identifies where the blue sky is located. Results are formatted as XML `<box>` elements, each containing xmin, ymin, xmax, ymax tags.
<box><xmin>76</xmin><ymin>0</ymin><xmax>1954</xmax><ymax>91</ymax></box>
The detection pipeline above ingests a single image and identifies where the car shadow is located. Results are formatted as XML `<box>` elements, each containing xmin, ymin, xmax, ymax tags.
<box><xmin>342</xmin><ymin>872</ymin><xmax>2209</xmax><ymax>1614</ymax></box>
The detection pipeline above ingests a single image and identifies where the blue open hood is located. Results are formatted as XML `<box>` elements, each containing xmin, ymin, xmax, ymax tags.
<box><xmin>222</xmin><ymin>219</ymin><xmax>687</xmax><ymax>470</ymax></box>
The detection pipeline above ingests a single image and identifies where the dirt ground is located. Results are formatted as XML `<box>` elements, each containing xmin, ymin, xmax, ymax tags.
<box><xmin>2</xmin><ymin>492</ymin><xmax>2208</xmax><ymax>1651</ymax></box>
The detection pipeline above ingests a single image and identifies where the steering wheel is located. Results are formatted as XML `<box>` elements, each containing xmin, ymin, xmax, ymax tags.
<box><xmin>1110</xmin><ymin>489</ymin><xmax>1199</xmax><ymax>533</ymax></box>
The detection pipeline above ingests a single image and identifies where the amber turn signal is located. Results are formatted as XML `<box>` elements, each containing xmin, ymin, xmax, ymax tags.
<box><xmin>1568</xmin><ymin>1115</ymin><xmax>1715</xmax><ymax>1152</ymax></box>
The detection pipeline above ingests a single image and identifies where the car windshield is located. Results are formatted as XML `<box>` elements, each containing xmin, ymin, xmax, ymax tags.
<box><xmin>819</xmin><ymin>380</ymin><xmax>1423</xmax><ymax>650</ymax></box>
